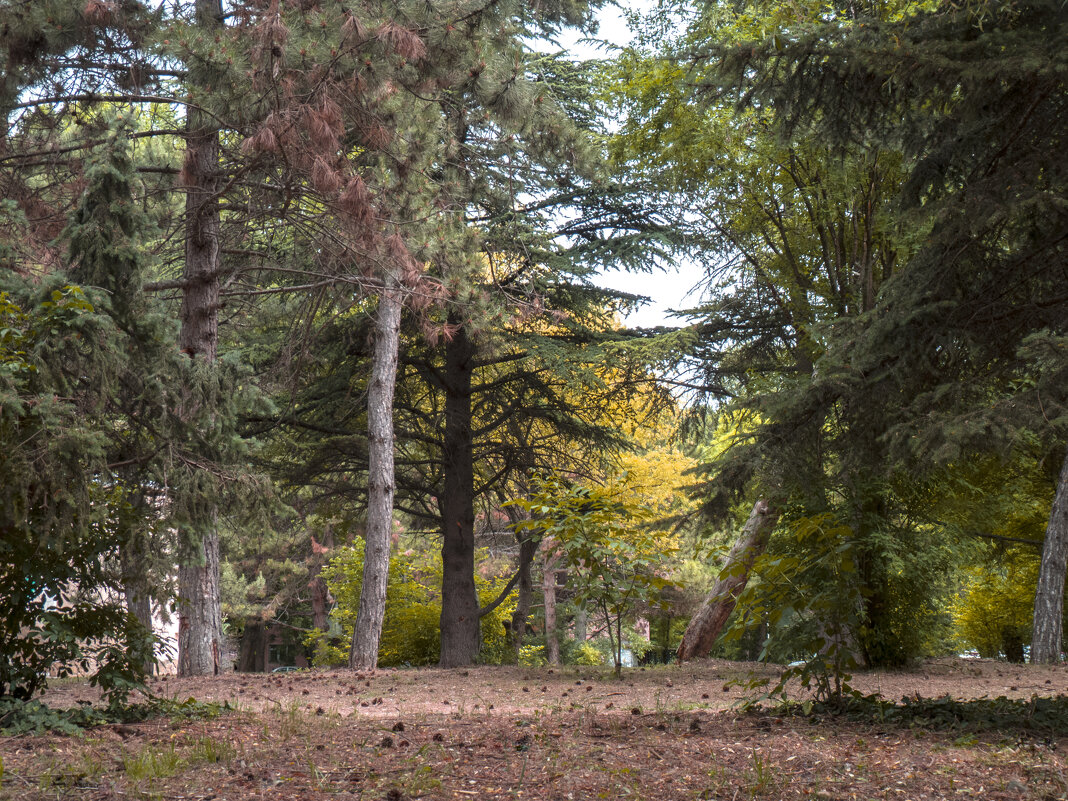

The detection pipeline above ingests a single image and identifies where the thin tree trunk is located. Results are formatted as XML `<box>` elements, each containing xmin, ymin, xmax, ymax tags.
<box><xmin>677</xmin><ymin>499</ymin><xmax>779</xmax><ymax>661</ymax></box>
<box><xmin>350</xmin><ymin>274</ymin><xmax>402</xmax><ymax>670</ymax></box>
<box><xmin>503</xmin><ymin>501</ymin><xmax>537</xmax><ymax>656</ymax></box>
<box><xmin>176</xmin><ymin>0</ymin><xmax>224</xmax><ymax>678</ymax></box>
<box><xmin>438</xmin><ymin>323</ymin><xmax>481</xmax><ymax>667</ymax></box>
<box><xmin>309</xmin><ymin>527</ymin><xmax>334</xmax><ymax>632</ymax></box>
<box><xmin>542</xmin><ymin>545</ymin><xmax>561</xmax><ymax>665</ymax></box>
<box><xmin>1031</xmin><ymin>448</ymin><xmax>1068</xmax><ymax>664</ymax></box>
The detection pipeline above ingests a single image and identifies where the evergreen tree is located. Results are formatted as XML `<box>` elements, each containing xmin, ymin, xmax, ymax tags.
<box><xmin>624</xmin><ymin>0</ymin><xmax>1066</xmax><ymax>663</ymax></box>
<box><xmin>0</xmin><ymin>0</ymin><xmax>273</xmax><ymax>679</ymax></box>
<box><xmin>702</xmin><ymin>0</ymin><xmax>1067</xmax><ymax>661</ymax></box>
<box><xmin>0</xmin><ymin>112</ymin><xmax>180</xmax><ymax>699</ymax></box>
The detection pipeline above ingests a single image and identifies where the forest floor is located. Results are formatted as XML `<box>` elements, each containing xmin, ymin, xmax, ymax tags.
<box><xmin>3</xmin><ymin>657</ymin><xmax>1068</xmax><ymax>800</ymax></box>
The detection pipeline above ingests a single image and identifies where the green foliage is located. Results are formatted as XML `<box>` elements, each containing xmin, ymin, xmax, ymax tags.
<box><xmin>309</xmin><ymin>541</ymin><xmax>515</xmax><ymax>666</ymax></box>
<box><xmin>512</xmin><ymin>473</ymin><xmax>677</xmax><ymax>675</ymax></box>
<box><xmin>0</xmin><ymin>281</ymin><xmax>154</xmax><ymax>703</ymax></box>
<box><xmin>0</xmin><ymin>694</ymin><xmax>228</xmax><ymax>736</ymax></box>
<box><xmin>728</xmin><ymin>510</ymin><xmax>957</xmax><ymax>688</ymax></box>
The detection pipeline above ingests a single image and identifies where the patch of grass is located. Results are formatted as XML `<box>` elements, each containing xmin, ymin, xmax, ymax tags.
<box><xmin>123</xmin><ymin>743</ymin><xmax>184</xmax><ymax>782</ymax></box>
<box><xmin>744</xmin><ymin>750</ymin><xmax>775</xmax><ymax>798</ymax></box>
<box><xmin>187</xmin><ymin>735</ymin><xmax>236</xmax><ymax>765</ymax></box>
<box><xmin>274</xmin><ymin>699</ymin><xmax>309</xmax><ymax>741</ymax></box>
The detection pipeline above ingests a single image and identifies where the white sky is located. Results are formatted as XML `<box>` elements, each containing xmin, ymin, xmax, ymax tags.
<box><xmin>558</xmin><ymin>1</ymin><xmax>705</xmax><ymax>328</ymax></box>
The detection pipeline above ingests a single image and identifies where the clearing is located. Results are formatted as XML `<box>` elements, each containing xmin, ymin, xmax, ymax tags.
<box><xmin>2</xmin><ymin>657</ymin><xmax>1067</xmax><ymax>800</ymax></box>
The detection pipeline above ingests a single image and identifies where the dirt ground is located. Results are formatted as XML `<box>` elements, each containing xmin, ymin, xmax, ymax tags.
<box><xmin>3</xmin><ymin>657</ymin><xmax>1068</xmax><ymax>800</ymax></box>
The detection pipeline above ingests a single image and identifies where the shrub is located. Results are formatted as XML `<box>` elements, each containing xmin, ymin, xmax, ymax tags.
<box><xmin>307</xmin><ymin>543</ymin><xmax>515</xmax><ymax>666</ymax></box>
<box><xmin>570</xmin><ymin>641</ymin><xmax>604</xmax><ymax>666</ymax></box>
<box><xmin>518</xmin><ymin>645</ymin><xmax>546</xmax><ymax>667</ymax></box>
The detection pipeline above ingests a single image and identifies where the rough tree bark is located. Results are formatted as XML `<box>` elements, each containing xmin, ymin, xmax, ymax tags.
<box><xmin>438</xmin><ymin>323</ymin><xmax>481</xmax><ymax>667</ymax></box>
<box><xmin>176</xmin><ymin>0</ymin><xmax>224</xmax><ymax>678</ymax></box>
<box><xmin>1031</xmin><ymin>448</ymin><xmax>1068</xmax><ymax>664</ymax></box>
<box><xmin>676</xmin><ymin>499</ymin><xmax>780</xmax><ymax>661</ymax></box>
<box><xmin>349</xmin><ymin>274</ymin><xmax>403</xmax><ymax>670</ymax></box>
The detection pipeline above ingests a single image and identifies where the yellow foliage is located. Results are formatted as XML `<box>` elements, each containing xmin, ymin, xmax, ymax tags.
<box><xmin>952</xmin><ymin>551</ymin><xmax>1037</xmax><ymax>657</ymax></box>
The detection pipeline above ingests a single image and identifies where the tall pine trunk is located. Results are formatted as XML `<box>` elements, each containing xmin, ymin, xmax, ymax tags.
<box><xmin>177</xmin><ymin>0</ymin><xmax>224</xmax><ymax>678</ymax></box>
<box><xmin>1031</xmin><ymin>448</ymin><xmax>1068</xmax><ymax>664</ymax></box>
<box><xmin>349</xmin><ymin>274</ymin><xmax>403</xmax><ymax>670</ymax></box>
<box><xmin>439</xmin><ymin>324</ymin><xmax>481</xmax><ymax>667</ymax></box>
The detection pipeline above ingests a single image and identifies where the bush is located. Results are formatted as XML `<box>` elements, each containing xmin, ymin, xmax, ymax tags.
<box><xmin>569</xmin><ymin>641</ymin><xmax>605</xmax><ymax>666</ymax></box>
<box><xmin>518</xmin><ymin>645</ymin><xmax>546</xmax><ymax>667</ymax></box>
<box><xmin>307</xmin><ymin>543</ymin><xmax>515</xmax><ymax>667</ymax></box>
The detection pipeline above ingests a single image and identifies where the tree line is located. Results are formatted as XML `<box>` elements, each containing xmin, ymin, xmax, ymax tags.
<box><xmin>0</xmin><ymin>0</ymin><xmax>1064</xmax><ymax>703</ymax></box>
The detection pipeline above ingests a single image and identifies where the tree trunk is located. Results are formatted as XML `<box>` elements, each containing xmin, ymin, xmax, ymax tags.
<box><xmin>176</xmin><ymin>0</ymin><xmax>224</xmax><ymax>678</ymax></box>
<box><xmin>1031</xmin><ymin>448</ymin><xmax>1068</xmax><ymax>664</ymax></box>
<box><xmin>309</xmin><ymin>527</ymin><xmax>334</xmax><ymax>632</ymax></box>
<box><xmin>542</xmin><ymin>545</ymin><xmax>561</xmax><ymax>665</ymax></box>
<box><xmin>439</xmin><ymin>323</ymin><xmax>481</xmax><ymax>667</ymax></box>
<box><xmin>349</xmin><ymin>274</ymin><xmax>402</xmax><ymax>670</ymax></box>
<box><xmin>574</xmin><ymin>605</ymin><xmax>587</xmax><ymax>644</ymax></box>
<box><xmin>504</xmin><ymin>503</ymin><xmax>537</xmax><ymax>656</ymax></box>
<box><xmin>237</xmin><ymin>620</ymin><xmax>268</xmax><ymax>672</ymax></box>
<box><xmin>177</xmin><ymin>524</ymin><xmax>223</xmax><ymax>675</ymax></box>
<box><xmin>676</xmin><ymin>499</ymin><xmax>779</xmax><ymax>661</ymax></box>
<box><xmin>120</xmin><ymin>540</ymin><xmax>155</xmax><ymax>675</ymax></box>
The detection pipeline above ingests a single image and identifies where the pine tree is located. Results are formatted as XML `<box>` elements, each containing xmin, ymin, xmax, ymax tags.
<box><xmin>0</xmin><ymin>0</ymin><xmax>273</xmax><ymax>679</ymax></box>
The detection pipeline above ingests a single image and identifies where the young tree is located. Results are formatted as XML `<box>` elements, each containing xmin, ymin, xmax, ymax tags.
<box><xmin>512</xmin><ymin>470</ymin><xmax>679</xmax><ymax>677</ymax></box>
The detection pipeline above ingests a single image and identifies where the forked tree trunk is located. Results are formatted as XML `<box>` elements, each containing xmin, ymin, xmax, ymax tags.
<box><xmin>1032</xmin><ymin>449</ymin><xmax>1068</xmax><ymax>664</ymax></box>
<box><xmin>350</xmin><ymin>274</ymin><xmax>403</xmax><ymax>670</ymax></box>
<box><xmin>677</xmin><ymin>499</ymin><xmax>780</xmax><ymax>661</ymax></box>
<box><xmin>177</xmin><ymin>0</ymin><xmax>224</xmax><ymax>678</ymax></box>
<box><xmin>438</xmin><ymin>323</ymin><xmax>481</xmax><ymax>668</ymax></box>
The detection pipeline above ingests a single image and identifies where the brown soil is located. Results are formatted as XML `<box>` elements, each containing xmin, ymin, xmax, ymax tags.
<box><xmin>3</xmin><ymin>658</ymin><xmax>1068</xmax><ymax>800</ymax></box>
